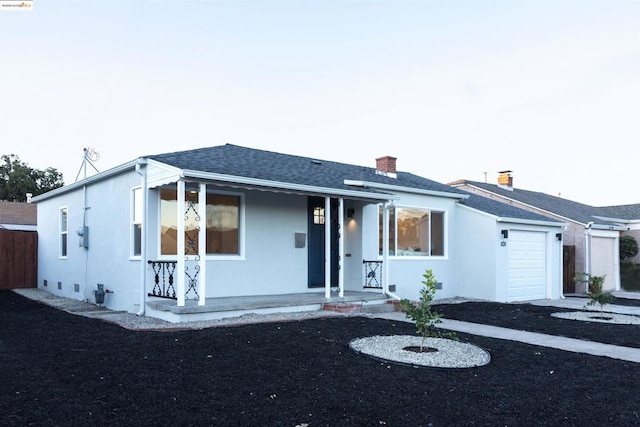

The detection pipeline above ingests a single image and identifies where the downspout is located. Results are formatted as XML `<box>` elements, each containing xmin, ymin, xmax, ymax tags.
<box><xmin>135</xmin><ymin>159</ymin><xmax>148</xmax><ymax>316</ymax></box>
<box><xmin>82</xmin><ymin>184</ymin><xmax>89</xmax><ymax>300</ymax></box>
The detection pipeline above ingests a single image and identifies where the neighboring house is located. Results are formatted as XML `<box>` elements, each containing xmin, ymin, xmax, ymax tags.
<box><xmin>598</xmin><ymin>204</ymin><xmax>640</xmax><ymax>265</ymax></box>
<box><xmin>0</xmin><ymin>200</ymin><xmax>37</xmax><ymax>231</ymax></box>
<box><xmin>32</xmin><ymin>145</ymin><xmax>564</xmax><ymax>322</ymax></box>
<box><xmin>450</xmin><ymin>171</ymin><xmax>638</xmax><ymax>293</ymax></box>
<box><xmin>0</xmin><ymin>200</ymin><xmax>38</xmax><ymax>289</ymax></box>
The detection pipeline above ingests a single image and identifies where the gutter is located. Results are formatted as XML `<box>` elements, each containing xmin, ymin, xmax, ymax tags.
<box><xmin>584</xmin><ymin>222</ymin><xmax>629</xmax><ymax>231</ymax></box>
<box><xmin>135</xmin><ymin>159</ymin><xmax>148</xmax><ymax>316</ymax></box>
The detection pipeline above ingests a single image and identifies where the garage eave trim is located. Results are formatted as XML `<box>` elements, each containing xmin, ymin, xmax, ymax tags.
<box><xmin>497</xmin><ymin>217</ymin><xmax>566</xmax><ymax>228</ymax></box>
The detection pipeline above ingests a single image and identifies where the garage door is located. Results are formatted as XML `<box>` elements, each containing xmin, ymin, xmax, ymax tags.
<box><xmin>508</xmin><ymin>230</ymin><xmax>547</xmax><ymax>301</ymax></box>
<box><xmin>590</xmin><ymin>236</ymin><xmax>616</xmax><ymax>292</ymax></box>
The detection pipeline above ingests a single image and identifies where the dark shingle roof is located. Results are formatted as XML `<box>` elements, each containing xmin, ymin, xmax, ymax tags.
<box><xmin>599</xmin><ymin>204</ymin><xmax>640</xmax><ymax>221</ymax></box>
<box><xmin>454</xmin><ymin>180</ymin><xmax>639</xmax><ymax>224</ymax></box>
<box><xmin>147</xmin><ymin>144</ymin><xmax>468</xmax><ymax>197</ymax></box>
<box><xmin>458</xmin><ymin>194</ymin><xmax>563</xmax><ymax>224</ymax></box>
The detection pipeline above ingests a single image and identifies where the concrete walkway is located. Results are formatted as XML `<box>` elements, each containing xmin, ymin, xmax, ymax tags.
<box><xmin>374</xmin><ymin>297</ymin><xmax>640</xmax><ymax>364</ymax></box>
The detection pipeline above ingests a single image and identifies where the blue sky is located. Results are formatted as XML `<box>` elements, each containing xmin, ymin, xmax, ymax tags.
<box><xmin>1</xmin><ymin>0</ymin><xmax>638</xmax><ymax>206</ymax></box>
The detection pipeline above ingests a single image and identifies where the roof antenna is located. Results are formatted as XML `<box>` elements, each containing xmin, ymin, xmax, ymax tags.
<box><xmin>75</xmin><ymin>147</ymin><xmax>100</xmax><ymax>182</ymax></box>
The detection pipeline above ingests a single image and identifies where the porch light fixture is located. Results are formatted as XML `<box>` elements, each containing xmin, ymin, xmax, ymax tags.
<box><xmin>347</xmin><ymin>208</ymin><xmax>355</xmax><ymax>219</ymax></box>
<box><xmin>556</xmin><ymin>233</ymin><xmax>562</xmax><ymax>241</ymax></box>
<box><xmin>501</xmin><ymin>230</ymin><xmax>509</xmax><ymax>239</ymax></box>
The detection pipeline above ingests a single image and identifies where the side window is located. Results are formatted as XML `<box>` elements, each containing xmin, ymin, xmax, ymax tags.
<box><xmin>131</xmin><ymin>187</ymin><xmax>142</xmax><ymax>257</ymax></box>
<box><xmin>60</xmin><ymin>207</ymin><xmax>68</xmax><ymax>258</ymax></box>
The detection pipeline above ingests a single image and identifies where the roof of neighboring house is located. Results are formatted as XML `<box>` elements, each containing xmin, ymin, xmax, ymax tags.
<box><xmin>450</xmin><ymin>180</ymin><xmax>638</xmax><ymax>226</ymax></box>
<box><xmin>0</xmin><ymin>201</ymin><xmax>37</xmax><ymax>230</ymax></box>
<box><xmin>599</xmin><ymin>204</ymin><xmax>640</xmax><ymax>221</ymax></box>
<box><xmin>458</xmin><ymin>194</ymin><xmax>564</xmax><ymax>225</ymax></box>
<box><xmin>147</xmin><ymin>144</ymin><xmax>469</xmax><ymax>199</ymax></box>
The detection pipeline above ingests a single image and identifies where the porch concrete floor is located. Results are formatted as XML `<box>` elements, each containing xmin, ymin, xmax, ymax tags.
<box><xmin>146</xmin><ymin>290</ymin><xmax>389</xmax><ymax>314</ymax></box>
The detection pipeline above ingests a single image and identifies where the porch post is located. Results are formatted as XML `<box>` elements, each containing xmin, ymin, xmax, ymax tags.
<box><xmin>324</xmin><ymin>196</ymin><xmax>331</xmax><ymax>299</ymax></box>
<box><xmin>197</xmin><ymin>182</ymin><xmax>206</xmax><ymax>306</ymax></box>
<box><xmin>338</xmin><ymin>198</ymin><xmax>344</xmax><ymax>298</ymax></box>
<box><xmin>382</xmin><ymin>201</ymin><xmax>390</xmax><ymax>295</ymax></box>
<box><xmin>176</xmin><ymin>180</ymin><xmax>186</xmax><ymax>307</ymax></box>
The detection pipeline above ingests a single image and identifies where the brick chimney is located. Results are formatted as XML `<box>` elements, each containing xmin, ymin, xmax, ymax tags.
<box><xmin>376</xmin><ymin>156</ymin><xmax>397</xmax><ymax>178</ymax></box>
<box><xmin>497</xmin><ymin>170</ymin><xmax>513</xmax><ymax>190</ymax></box>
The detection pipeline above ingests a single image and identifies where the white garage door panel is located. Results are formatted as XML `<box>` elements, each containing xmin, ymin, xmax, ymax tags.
<box><xmin>591</xmin><ymin>236</ymin><xmax>616</xmax><ymax>292</ymax></box>
<box><xmin>508</xmin><ymin>231</ymin><xmax>547</xmax><ymax>301</ymax></box>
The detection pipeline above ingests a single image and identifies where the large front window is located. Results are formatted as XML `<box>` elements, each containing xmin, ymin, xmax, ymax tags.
<box><xmin>160</xmin><ymin>187</ymin><xmax>240</xmax><ymax>256</ymax></box>
<box><xmin>379</xmin><ymin>205</ymin><xmax>445</xmax><ymax>256</ymax></box>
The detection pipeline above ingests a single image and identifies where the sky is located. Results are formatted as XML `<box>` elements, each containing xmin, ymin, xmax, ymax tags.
<box><xmin>1</xmin><ymin>0</ymin><xmax>638</xmax><ymax>207</ymax></box>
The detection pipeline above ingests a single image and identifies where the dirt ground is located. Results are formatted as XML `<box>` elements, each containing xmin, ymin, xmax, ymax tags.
<box><xmin>1</xmin><ymin>290</ymin><xmax>640</xmax><ymax>426</ymax></box>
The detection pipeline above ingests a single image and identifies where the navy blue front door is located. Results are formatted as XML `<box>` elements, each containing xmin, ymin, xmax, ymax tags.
<box><xmin>308</xmin><ymin>197</ymin><xmax>339</xmax><ymax>288</ymax></box>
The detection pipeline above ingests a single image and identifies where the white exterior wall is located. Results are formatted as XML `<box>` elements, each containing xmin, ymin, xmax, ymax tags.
<box><xmin>206</xmin><ymin>190</ymin><xmax>309</xmax><ymax>297</ymax></box>
<box><xmin>344</xmin><ymin>200</ymin><xmax>368</xmax><ymax>292</ymax></box>
<box><xmin>37</xmin><ymin>169</ymin><xmax>143</xmax><ymax>313</ymax></box>
<box><xmin>455</xmin><ymin>206</ymin><xmax>499</xmax><ymax>301</ymax></box>
<box><xmin>371</xmin><ymin>192</ymin><xmax>460</xmax><ymax>301</ymax></box>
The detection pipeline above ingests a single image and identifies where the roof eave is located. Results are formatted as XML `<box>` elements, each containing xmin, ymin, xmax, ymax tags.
<box><xmin>345</xmin><ymin>180</ymin><xmax>468</xmax><ymax>200</ymax></box>
<box><xmin>182</xmin><ymin>170</ymin><xmax>396</xmax><ymax>202</ymax></box>
<box><xmin>31</xmin><ymin>159</ymin><xmax>139</xmax><ymax>202</ymax></box>
<box><xmin>497</xmin><ymin>217</ymin><xmax>567</xmax><ymax>228</ymax></box>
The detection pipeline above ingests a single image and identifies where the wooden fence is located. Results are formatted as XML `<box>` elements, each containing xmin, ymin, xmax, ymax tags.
<box><xmin>0</xmin><ymin>229</ymin><xmax>37</xmax><ymax>289</ymax></box>
<box><xmin>563</xmin><ymin>245</ymin><xmax>576</xmax><ymax>294</ymax></box>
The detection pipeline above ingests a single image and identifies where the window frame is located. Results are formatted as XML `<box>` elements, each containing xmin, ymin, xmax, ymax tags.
<box><xmin>59</xmin><ymin>206</ymin><xmax>68</xmax><ymax>259</ymax></box>
<box><xmin>130</xmin><ymin>186</ymin><xmax>143</xmax><ymax>259</ymax></box>
<box><xmin>157</xmin><ymin>185</ymin><xmax>244</xmax><ymax>260</ymax></box>
<box><xmin>379</xmin><ymin>204</ymin><xmax>447</xmax><ymax>258</ymax></box>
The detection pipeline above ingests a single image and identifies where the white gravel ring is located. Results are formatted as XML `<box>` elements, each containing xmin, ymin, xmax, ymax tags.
<box><xmin>350</xmin><ymin>335</ymin><xmax>490</xmax><ymax>368</ymax></box>
<box><xmin>551</xmin><ymin>311</ymin><xmax>640</xmax><ymax>325</ymax></box>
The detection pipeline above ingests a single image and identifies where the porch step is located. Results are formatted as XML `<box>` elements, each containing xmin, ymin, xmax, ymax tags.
<box><xmin>362</xmin><ymin>300</ymin><xmax>404</xmax><ymax>314</ymax></box>
<box><xmin>323</xmin><ymin>299</ymin><xmax>403</xmax><ymax>314</ymax></box>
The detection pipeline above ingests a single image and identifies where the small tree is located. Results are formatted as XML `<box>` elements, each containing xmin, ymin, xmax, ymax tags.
<box><xmin>400</xmin><ymin>269</ymin><xmax>456</xmax><ymax>351</ymax></box>
<box><xmin>576</xmin><ymin>272</ymin><xmax>614</xmax><ymax>317</ymax></box>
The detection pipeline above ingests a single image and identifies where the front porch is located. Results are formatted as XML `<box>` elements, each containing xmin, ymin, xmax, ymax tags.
<box><xmin>145</xmin><ymin>290</ymin><xmax>391</xmax><ymax>323</ymax></box>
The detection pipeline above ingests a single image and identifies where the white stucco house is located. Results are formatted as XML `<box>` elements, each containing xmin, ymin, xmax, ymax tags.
<box><xmin>32</xmin><ymin>145</ymin><xmax>564</xmax><ymax>322</ymax></box>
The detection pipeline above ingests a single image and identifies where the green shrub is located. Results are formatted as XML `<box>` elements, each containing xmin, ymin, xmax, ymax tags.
<box><xmin>620</xmin><ymin>235</ymin><xmax>639</xmax><ymax>261</ymax></box>
<box><xmin>621</xmin><ymin>261</ymin><xmax>640</xmax><ymax>291</ymax></box>
<box><xmin>400</xmin><ymin>269</ymin><xmax>456</xmax><ymax>351</ymax></box>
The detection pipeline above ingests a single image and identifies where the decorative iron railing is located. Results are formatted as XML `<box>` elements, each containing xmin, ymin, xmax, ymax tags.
<box><xmin>148</xmin><ymin>260</ymin><xmax>201</xmax><ymax>301</ymax></box>
<box><xmin>363</xmin><ymin>260</ymin><xmax>383</xmax><ymax>289</ymax></box>
<box><xmin>148</xmin><ymin>260</ymin><xmax>177</xmax><ymax>299</ymax></box>
<box><xmin>184</xmin><ymin>262</ymin><xmax>200</xmax><ymax>301</ymax></box>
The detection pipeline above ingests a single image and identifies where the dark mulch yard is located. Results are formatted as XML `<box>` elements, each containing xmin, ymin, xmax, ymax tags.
<box><xmin>434</xmin><ymin>301</ymin><xmax>640</xmax><ymax>349</ymax></box>
<box><xmin>2</xmin><ymin>291</ymin><xmax>640</xmax><ymax>426</ymax></box>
